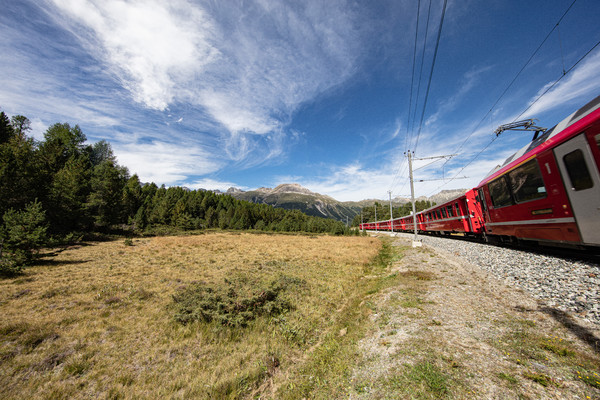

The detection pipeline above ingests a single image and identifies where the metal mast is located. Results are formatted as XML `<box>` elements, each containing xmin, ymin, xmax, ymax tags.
<box><xmin>374</xmin><ymin>205</ymin><xmax>377</xmax><ymax>233</ymax></box>
<box><xmin>388</xmin><ymin>190</ymin><xmax>394</xmax><ymax>234</ymax></box>
<box><xmin>406</xmin><ymin>151</ymin><xmax>420</xmax><ymax>246</ymax></box>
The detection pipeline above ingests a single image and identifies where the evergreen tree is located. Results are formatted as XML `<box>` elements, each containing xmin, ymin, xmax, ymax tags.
<box><xmin>38</xmin><ymin>123</ymin><xmax>87</xmax><ymax>174</ymax></box>
<box><xmin>1</xmin><ymin>200</ymin><xmax>48</xmax><ymax>273</ymax></box>
<box><xmin>0</xmin><ymin>111</ymin><xmax>15</xmax><ymax>144</ymax></box>
<box><xmin>48</xmin><ymin>156</ymin><xmax>92</xmax><ymax>233</ymax></box>
<box><xmin>88</xmin><ymin>160</ymin><xmax>128</xmax><ymax>227</ymax></box>
<box><xmin>122</xmin><ymin>174</ymin><xmax>143</xmax><ymax>223</ymax></box>
<box><xmin>10</xmin><ymin>115</ymin><xmax>31</xmax><ymax>140</ymax></box>
<box><xmin>0</xmin><ymin>133</ymin><xmax>41</xmax><ymax>217</ymax></box>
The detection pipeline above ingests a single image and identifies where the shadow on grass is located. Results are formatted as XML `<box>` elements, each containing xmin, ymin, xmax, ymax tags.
<box><xmin>34</xmin><ymin>258</ymin><xmax>91</xmax><ymax>267</ymax></box>
<box><xmin>539</xmin><ymin>306</ymin><xmax>600</xmax><ymax>355</ymax></box>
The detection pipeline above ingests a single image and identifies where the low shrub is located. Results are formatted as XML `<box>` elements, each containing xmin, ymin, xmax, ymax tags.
<box><xmin>171</xmin><ymin>275</ymin><xmax>297</xmax><ymax>327</ymax></box>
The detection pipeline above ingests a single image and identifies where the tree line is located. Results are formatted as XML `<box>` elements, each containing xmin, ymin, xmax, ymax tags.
<box><xmin>351</xmin><ymin>200</ymin><xmax>435</xmax><ymax>227</ymax></box>
<box><xmin>0</xmin><ymin>110</ymin><xmax>354</xmax><ymax>274</ymax></box>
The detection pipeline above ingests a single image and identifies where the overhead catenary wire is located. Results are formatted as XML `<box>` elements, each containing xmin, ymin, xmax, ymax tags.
<box><xmin>513</xmin><ymin>37</ymin><xmax>600</xmax><ymax>122</ymax></box>
<box><xmin>413</xmin><ymin>0</ymin><xmax>448</xmax><ymax>154</ymax></box>
<box><xmin>427</xmin><ymin>31</ymin><xmax>600</xmax><ymax>196</ymax></box>
<box><xmin>389</xmin><ymin>158</ymin><xmax>408</xmax><ymax>192</ymax></box>
<box><xmin>427</xmin><ymin>0</ymin><xmax>581</xmax><ymax>197</ymax></box>
<box><xmin>448</xmin><ymin>0</ymin><xmax>578</xmax><ymax>159</ymax></box>
<box><xmin>405</xmin><ymin>0</ymin><xmax>421</xmax><ymax>152</ymax></box>
<box><xmin>409</xmin><ymin>0</ymin><xmax>432</xmax><ymax>149</ymax></box>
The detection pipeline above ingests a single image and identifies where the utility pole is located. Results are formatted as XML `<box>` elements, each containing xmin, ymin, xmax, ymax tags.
<box><xmin>361</xmin><ymin>212</ymin><xmax>363</xmax><ymax>232</ymax></box>
<box><xmin>388</xmin><ymin>190</ymin><xmax>394</xmax><ymax>234</ymax></box>
<box><xmin>406</xmin><ymin>151</ymin><xmax>421</xmax><ymax>247</ymax></box>
<box><xmin>405</xmin><ymin>150</ymin><xmax>459</xmax><ymax>247</ymax></box>
<box><xmin>374</xmin><ymin>204</ymin><xmax>377</xmax><ymax>232</ymax></box>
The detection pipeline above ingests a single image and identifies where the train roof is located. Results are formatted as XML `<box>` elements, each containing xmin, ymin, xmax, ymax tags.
<box><xmin>480</xmin><ymin>94</ymin><xmax>600</xmax><ymax>184</ymax></box>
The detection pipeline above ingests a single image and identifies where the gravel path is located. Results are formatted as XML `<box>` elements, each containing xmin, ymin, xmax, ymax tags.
<box><xmin>383</xmin><ymin>232</ymin><xmax>600</xmax><ymax>328</ymax></box>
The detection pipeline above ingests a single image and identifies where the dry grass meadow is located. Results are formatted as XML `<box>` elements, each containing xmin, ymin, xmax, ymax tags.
<box><xmin>3</xmin><ymin>231</ymin><xmax>599</xmax><ymax>400</ymax></box>
<box><xmin>0</xmin><ymin>232</ymin><xmax>381</xmax><ymax>399</ymax></box>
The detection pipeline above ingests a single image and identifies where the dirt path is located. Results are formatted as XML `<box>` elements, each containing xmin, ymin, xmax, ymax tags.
<box><xmin>349</xmin><ymin>237</ymin><xmax>600</xmax><ymax>399</ymax></box>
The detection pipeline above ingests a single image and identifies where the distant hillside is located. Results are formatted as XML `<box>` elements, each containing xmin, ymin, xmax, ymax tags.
<box><xmin>227</xmin><ymin>184</ymin><xmax>361</xmax><ymax>222</ymax></box>
<box><xmin>221</xmin><ymin>184</ymin><xmax>468</xmax><ymax>222</ymax></box>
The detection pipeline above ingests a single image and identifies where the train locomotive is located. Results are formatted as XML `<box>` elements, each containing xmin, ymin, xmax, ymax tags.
<box><xmin>360</xmin><ymin>95</ymin><xmax>600</xmax><ymax>251</ymax></box>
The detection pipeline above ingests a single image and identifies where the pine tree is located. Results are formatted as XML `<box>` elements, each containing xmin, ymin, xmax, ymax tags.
<box><xmin>0</xmin><ymin>111</ymin><xmax>14</xmax><ymax>144</ymax></box>
<box><xmin>1</xmin><ymin>200</ymin><xmax>48</xmax><ymax>273</ymax></box>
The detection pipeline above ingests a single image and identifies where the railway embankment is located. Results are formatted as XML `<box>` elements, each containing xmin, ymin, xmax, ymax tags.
<box><xmin>389</xmin><ymin>231</ymin><xmax>600</xmax><ymax>328</ymax></box>
<box><xmin>352</xmin><ymin>233</ymin><xmax>600</xmax><ymax>399</ymax></box>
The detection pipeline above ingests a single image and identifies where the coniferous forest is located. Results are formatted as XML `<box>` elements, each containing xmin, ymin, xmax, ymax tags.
<box><xmin>0</xmin><ymin>110</ymin><xmax>355</xmax><ymax>275</ymax></box>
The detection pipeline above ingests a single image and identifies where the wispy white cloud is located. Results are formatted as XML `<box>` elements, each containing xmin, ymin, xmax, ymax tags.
<box><xmin>520</xmin><ymin>51</ymin><xmax>600</xmax><ymax>119</ymax></box>
<box><xmin>30</xmin><ymin>0</ymin><xmax>367</xmax><ymax>180</ymax></box>
<box><xmin>49</xmin><ymin>0</ymin><xmax>362</xmax><ymax>139</ymax></box>
<box><xmin>114</xmin><ymin>141</ymin><xmax>222</xmax><ymax>185</ymax></box>
<box><xmin>50</xmin><ymin>0</ymin><xmax>219</xmax><ymax>111</ymax></box>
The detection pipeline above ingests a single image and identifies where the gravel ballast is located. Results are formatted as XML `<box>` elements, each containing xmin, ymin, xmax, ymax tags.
<box><xmin>382</xmin><ymin>231</ymin><xmax>600</xmax><ymax>328</ymax></box>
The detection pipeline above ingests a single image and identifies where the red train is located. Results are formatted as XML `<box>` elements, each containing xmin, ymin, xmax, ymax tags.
<box><xmin>360</xmin><ymin>95</ymin><xmax>600</xmax><ymax>251</ymax></box>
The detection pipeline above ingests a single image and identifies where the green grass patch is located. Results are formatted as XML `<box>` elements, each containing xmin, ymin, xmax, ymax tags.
<box><xmin>388</xmin><ymin>360</ymin><xmax>450</xmax><ymax>399</ymax></box>
<box><xmin>407</xmin><ymin>361</ymin><xmax>449</xmax><ymax>396</ymax></box>
<box><xmin>575</xmin><ymin>368</ymin><xmax>600</xmax><ymax>389</ymax></box>
<box><xmin>523</xmin><ymin>371</ymin><xmax>555</xmax><ymax>387</ymax></box>
<box><xmin>496</xmin><ymin>372</ymin><xmax>519</xmax><ymax>384</ymax></box>
<box><xmin>276</xmin><ymin>237</ymin><xmax>404</xmax><ymax>399</ymax></box>
<box><xmin>539</xmin><ymin>337</ymin><xmax>575</xmax><ymax>357</ymax></box>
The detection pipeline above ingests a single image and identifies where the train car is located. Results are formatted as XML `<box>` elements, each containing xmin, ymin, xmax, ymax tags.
<box><xmin>419</xmin><ymin>194</ymin><xmax>470</xmax><ymax>235</ymax></box>
<box><xmin>360</xmin><ymin>94</ymin><xmax>600</xmax><ymax>252</ymax></box>
<box><xmin>475</xmin><ymin>95</ymin><xmax>600</xmax><ymax>250</ymax></box>
<box><xmin>407</xmin><ymin>190</ymin><xmax>483</xmax><ymax>236</ymax></box>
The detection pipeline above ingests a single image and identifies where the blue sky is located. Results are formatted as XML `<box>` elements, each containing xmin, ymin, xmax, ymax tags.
<box><xmin>2</xmin><ymin>0</ymin><xmax>600</xmax><ymax>201</ymax></box>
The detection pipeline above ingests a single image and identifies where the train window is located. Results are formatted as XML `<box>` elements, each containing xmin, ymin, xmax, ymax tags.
<box><xmin>455</xmin><ymin>202</ymin><xmax>461</xmax><ymax>216</ymax></box>
<box><xmin>441</xmin><ymin>208</ymin><xmax>447</xmax><ymax>218</ymax></box>
<box><xmin>563</xmin><ymin>149</ymin><xmax>593</xmax><ymax>190</ymax></box>
<box><xmin>596</xmin><ymin>134</ymin><xmax>600</xmax><ymax>152</ymax></box>
<box><xmin>488</xmin><ymin>177</ymin><xmax>513</xmax><ymax>208</ymax></box>
<box><xmin>507</xmin><ymin>159</ymin><xmax>547</xmax><ymax>203</ymax></box>
<box><xmin>446</xmin><ymin>205</ymin><xmax>454</xmax><ymax>217</ymax></box>
<box><xmin>436</xmin><ymin>210</ymin><xmax>441</xmax><ymax>219</ymax></box>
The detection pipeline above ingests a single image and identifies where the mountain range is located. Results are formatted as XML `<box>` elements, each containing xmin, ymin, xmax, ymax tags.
<box><xmin>216</xmin><ymin>183</ymin><xmax>467</xmax><ymax>222</ymax></box>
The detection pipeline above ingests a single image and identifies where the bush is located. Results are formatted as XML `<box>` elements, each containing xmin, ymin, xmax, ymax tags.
<box><xmin>0</xmin><ymin>200</ymin><xmax>48</xmax><ymax>274</ymax></box>
<box><xmin>171</xmin><ymin>275</ymin><xmax>296</xmax><ymax>327</ymax></box>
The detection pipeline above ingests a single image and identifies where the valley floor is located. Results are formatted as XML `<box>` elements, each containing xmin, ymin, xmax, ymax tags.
<box><xmin>0</xmin><ymin>232</ymin><xmax>598</xmax><ymax>399</ymax></box>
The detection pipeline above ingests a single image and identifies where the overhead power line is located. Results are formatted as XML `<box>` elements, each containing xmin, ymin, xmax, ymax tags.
<box><xmin>514</xmin><ymin>37</ymin><xmax>600</xmax><ymax>121</ymax></box>
<box><xmin>405</xmin><ymin>0</ymin><xmax>421</xmax><ymax>152</ymax></box>
<box><xmin>410</xmin><ymin>0</ymin><xmax>432</xmax><ymax>148</ymax></box>
<box><xmin>429</xmin><ymin>31</ymin><xmax>600</xmax><ymax>196</ymax></box>
<box><xmin>450</xmin><ymin>0</ymin><xmax>578</xmax><ymax>158</ymax></box>
<box><xmin>413</xmin><ymin>0</ymin><xmax>448</xmax><ymax>154</ymax></box>
<box><xmin>428</xmin><ymin>0</ymin><xmax>584</xmax><ymax>197</ymax></box>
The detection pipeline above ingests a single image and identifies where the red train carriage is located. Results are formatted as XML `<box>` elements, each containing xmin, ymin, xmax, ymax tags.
<box><xmin>417</xmin><ymin>190</ymin><xmax>485</xmax><ymax>236</ymax></box>
<box><xmin>475</xmin><ymin>95</ymin><xmax>600</xmax><ymax>249</ymax></box>
<box><xmin>360</xmin><ymin>95</ymin><xmax>600</xmax><ymax>252</ymax></box>
<box><xmin>419</xmin><ymin>194</ymin><xmax>468</xmax><ymax>234</ymax></box>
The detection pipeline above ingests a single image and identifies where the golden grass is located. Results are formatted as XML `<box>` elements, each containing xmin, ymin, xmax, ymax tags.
<box><xmin>0</xmin><ymin>232</ymin><xmax>380</xmax><ymax>399</ymax></box>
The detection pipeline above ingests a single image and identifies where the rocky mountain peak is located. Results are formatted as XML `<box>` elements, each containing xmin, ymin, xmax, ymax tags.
<box><xmin>270</xmin><ymin>183</ymin><xmax>315</xmax><ymax>195</ymax></box>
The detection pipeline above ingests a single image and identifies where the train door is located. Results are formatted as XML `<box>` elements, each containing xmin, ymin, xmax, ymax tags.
<box><xmin>554</xmin><ymin>134</ymin><xmax>600</xmax><ymax>245</ymax></box>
